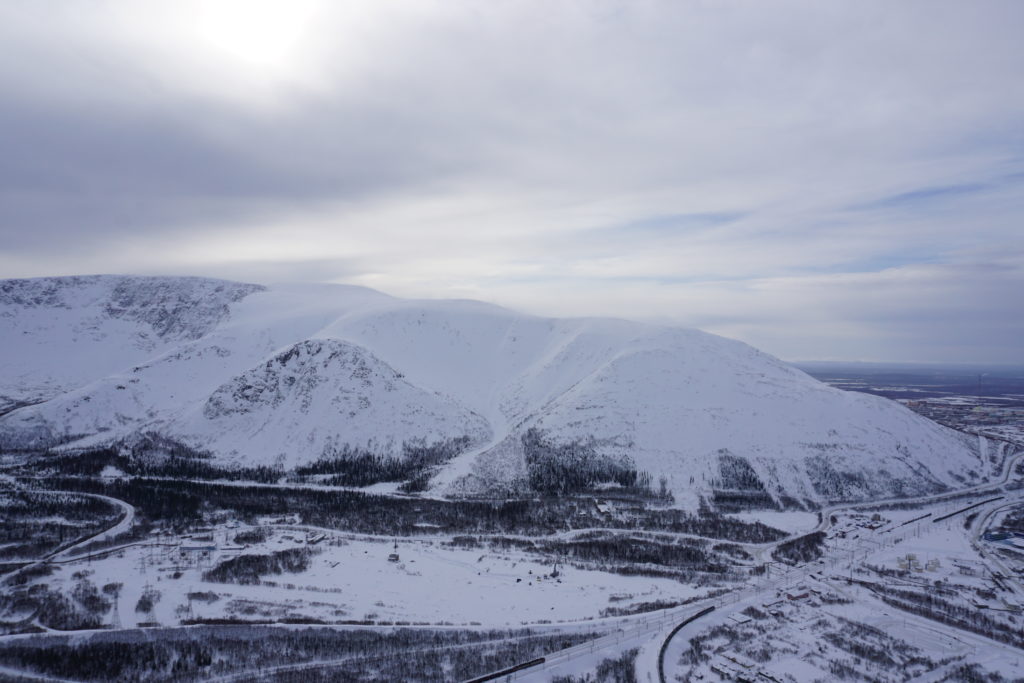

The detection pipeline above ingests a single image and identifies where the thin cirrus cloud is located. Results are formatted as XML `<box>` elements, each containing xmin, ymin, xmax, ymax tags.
<box><xmin>0</xmin><ymin>0</ymin><xmax>1021</xmax><ymax>364</ymax></box>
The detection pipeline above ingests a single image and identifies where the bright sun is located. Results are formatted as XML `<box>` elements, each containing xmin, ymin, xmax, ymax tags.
<box><xmin>198</xmin><ymin>0</ymin><xmax>319</xmax><ymax>70</ymax></box>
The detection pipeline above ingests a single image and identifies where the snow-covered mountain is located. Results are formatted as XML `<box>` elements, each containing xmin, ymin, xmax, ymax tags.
<box><xmin>0</xmin><ymin>276</ymin><xmax>263</xmax><ymax>412</ymax></box>
<box><xmin>0</xmin><ymin>275</ymin><xmax>997</xmax><ymax>508</ymax></box>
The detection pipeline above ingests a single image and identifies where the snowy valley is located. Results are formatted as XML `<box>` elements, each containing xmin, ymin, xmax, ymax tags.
<box><xmin>2</xmin><ymin>276</ymin><xmax>1023</xmax><ymax>683</ymax></box>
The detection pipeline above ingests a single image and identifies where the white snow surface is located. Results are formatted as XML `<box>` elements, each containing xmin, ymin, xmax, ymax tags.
<box><xmin>0</xmin><ymin>275</ymin><xmax>262</xmax><ymax>404</ymax></box>
<box><xmin>0</xmin><ymin>275</ymin><xmax>992</xmax><ymax>506</ymax></box>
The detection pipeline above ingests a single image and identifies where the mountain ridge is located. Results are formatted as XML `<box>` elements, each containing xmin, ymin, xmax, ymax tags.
<box><xmin>0</xmin><ymin>274</ymin><xmax>1001</xmax><ymax>509</ymax></box>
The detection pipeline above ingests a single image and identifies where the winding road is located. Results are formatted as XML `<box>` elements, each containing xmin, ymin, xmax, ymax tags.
<box><xmin>0</xmin><ymin>489</ymin><xmax>135</xmax><ymax>586</ymax></box>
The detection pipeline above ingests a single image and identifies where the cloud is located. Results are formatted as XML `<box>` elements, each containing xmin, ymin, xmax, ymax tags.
<box><xmin>855</xmin><ymin>183</ymin><xmax>993</xmax><ymax>210</ymax></box>
<box><xmin>0</xmin><ymin>1</ymin><xmax>1022</xmax><ymax>363</ymax></box>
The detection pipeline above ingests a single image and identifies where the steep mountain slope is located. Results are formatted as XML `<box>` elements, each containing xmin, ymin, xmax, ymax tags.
<box><xmin>479</xmin><ymin>327</ymin><xmax>984</xmax><ymax>507</ymax></box>
<box><xmin>172</xmin><ymin>339</ymin><xmax>490</xmax><ymax>470</ymax></box>
<box><xmin>0</xmin><ymin>275</ymin><xmax>995</xmax><ymax>508</ymax></box>
<box><xmin>0</xmin><ymin>275</ymin><xmax>263</xmax><ymax>414</ymax></box>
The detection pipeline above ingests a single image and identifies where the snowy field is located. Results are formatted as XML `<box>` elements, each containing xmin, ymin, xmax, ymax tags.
<box><xmin>34</xmin><ymin>526</ymin><xmax>716</xmax><ymax>629</ymax></box>
<box><xmin>728</xmin><ymin>510</ymin><xmax>818</xmax><ymax>534</ymax></box>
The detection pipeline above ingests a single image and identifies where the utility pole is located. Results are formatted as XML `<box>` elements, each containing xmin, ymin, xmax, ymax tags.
<box><xmin>110</xmin><ymin>585</ymin><xmax>122</xmax><ymax>629</ymax></box>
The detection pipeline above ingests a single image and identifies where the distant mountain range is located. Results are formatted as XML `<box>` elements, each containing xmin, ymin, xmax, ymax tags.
<box><xmin>0</xmin><ymin>275</ymin><xmax>1005</xmax><ymax>509</ymax></box>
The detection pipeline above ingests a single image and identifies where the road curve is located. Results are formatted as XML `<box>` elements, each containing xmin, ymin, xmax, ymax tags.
<box><xmin>0</xmin><ymin>489</ymin><xmax>135</xmax><ymax>585</ymax></box>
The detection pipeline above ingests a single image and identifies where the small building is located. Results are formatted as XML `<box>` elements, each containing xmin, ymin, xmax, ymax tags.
<box><xmin>388</xmin><ymin>553</ymin><xmax>400</xmax><ymax>563</ymax></box>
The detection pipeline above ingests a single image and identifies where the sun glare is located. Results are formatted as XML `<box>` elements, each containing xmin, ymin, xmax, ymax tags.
<box><xmin>198</xmin><ymin>0</ymin><xmax>319</xmax><ymax>70</ymax></box>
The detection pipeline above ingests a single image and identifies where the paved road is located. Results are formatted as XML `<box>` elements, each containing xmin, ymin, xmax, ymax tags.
<box><xmin>48</xmin><ymin>492</ymin><xmax>136</xmax><ymax>560</ymax></box>
<box><xmin>637</xmin><ymin>446</ymin><xmax>1024</xmax><ymax>682</ymax></box>
<box><xmin>968</xmin><ymin>498</ymin><xmax>1024</xmax><ymax>595</ymax></box>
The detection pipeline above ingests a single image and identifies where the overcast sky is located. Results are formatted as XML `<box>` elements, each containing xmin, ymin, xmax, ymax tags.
<box><xmin>1</xmin><ymin>1</ymin><xmax>1022</xmax><ymax>364</ymax></box>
